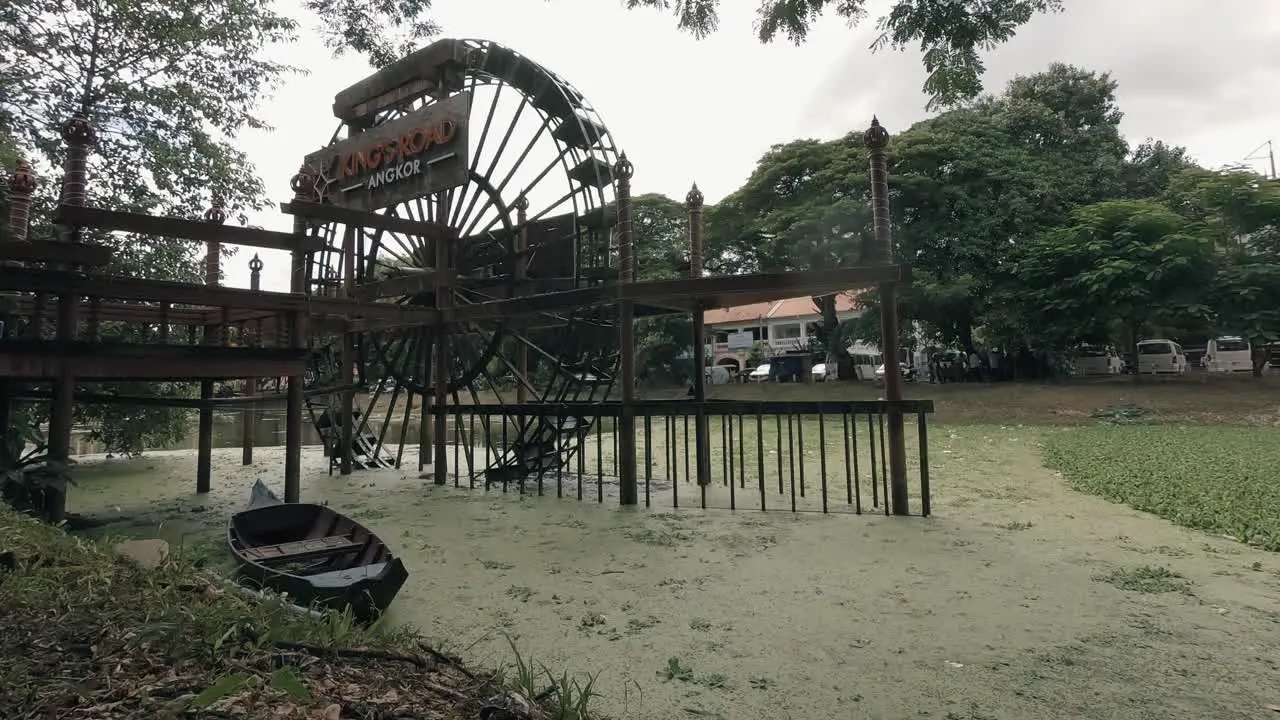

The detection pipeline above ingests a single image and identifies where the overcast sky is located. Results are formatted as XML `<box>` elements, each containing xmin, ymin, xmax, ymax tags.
<box><xmin>229</xmin><ymin>0</ymin><xmax>1280</xmax><ymax>290</ymax></box>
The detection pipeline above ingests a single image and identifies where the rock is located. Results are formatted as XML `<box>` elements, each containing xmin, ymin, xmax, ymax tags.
<box><xmin>114</xmin><ymin>539</ymin><xmax>170</xmax><ymax>569</ymax></box>
<box><xmin>479</xmin><ymin>691</ymin><xmax>538</xmax><ymax>720</ymax></box>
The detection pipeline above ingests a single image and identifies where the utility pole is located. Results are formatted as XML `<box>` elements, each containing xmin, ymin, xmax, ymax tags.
<box><xmin>1244</xmin><ymin>140</ymin><xmax>1276</xmax><ymax>180</ymax></box>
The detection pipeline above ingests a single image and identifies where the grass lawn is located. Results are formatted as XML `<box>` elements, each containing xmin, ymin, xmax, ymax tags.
<box><xmin>706</xmin><ymin>374</ymin><xmax>1280</xmax><ymax>426</ymax></box>
<box><xmin>1043</xmin><ymin>425</ymin><xmax>1280</xmax><ymax>551</ymax></box>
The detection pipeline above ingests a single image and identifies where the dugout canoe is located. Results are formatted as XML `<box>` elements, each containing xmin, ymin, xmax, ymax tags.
<box><xmin>227</xmin><ymin>480</ymin><xmax>409</xmax><ymax>622</ymax></box>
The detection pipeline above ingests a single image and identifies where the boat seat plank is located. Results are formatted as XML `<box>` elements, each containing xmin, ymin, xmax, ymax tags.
<box><xmin>244</xmin><ymin>535</ymin><xmax>360</xmax><ymax>563</ymax></box>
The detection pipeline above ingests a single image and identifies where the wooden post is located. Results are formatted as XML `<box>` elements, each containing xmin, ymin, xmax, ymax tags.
<box><xmin>687</xmin><ymin>183</ymin><xmax>711</xmax><ymax>488</ymax></box>
<box><xmin>615</xmin><ymin>153</ymin><xmax>638</xmax><ymax>506</ymax></box>
<box><xmin>46</xmin><ymin>112</ymin><xmax>96</xmax><ymax>523</ymax></box>
<box><xmin>284</xmin><ymin>166</ymin><xmax>314</xmax><ymax>503</ymax></box>
<box><xmin>242</xmin><ymin>254</ymin><xmax>263</xmax><ymax>465</ymax></box>
<box><xmin>339</xmin><ymin>226</ymin><xmax>356</xmax><ymax>475</ymax></box>
<box><xmin>514</xmin><ymin>196</ymin><xmax>530</xmax><ymax>405</ymax></box>
<box><xmin>865</xmin><ymin>117</ymin><xmax>910</xmax><ymax>515</ymax></box>
<box><xmin>196</xmin><ymin>198</ymin><xmax>226</xmax><ymax>494</ymax></box>
<box><xmin>432</xmin><ymin>196</ymin><xmax>450</xmax><ymax>485</ymax></box>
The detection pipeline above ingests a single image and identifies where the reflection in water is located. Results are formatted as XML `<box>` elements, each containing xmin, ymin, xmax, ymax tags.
<box><xmin>73</xmin><ymin>411</ymin><xmax>324</xmax><ymax>456</ymax></box>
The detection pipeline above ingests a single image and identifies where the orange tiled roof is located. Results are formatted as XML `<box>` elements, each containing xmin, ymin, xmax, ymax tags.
<box><xmin>703</xmin><ymin>291</ymin><xmax>863</xmax><ymax>325</ymax></box>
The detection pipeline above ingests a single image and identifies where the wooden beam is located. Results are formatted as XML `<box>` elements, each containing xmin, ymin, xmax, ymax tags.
<box><xmin>16</xmin><ymin>299</ymin><xmax>206</xmax><ymax>324</ymax></box>
<box><xmin>55</xmin><ymin>205</ymin><xmax>325</xmax><ymax>253</ymax></box>
<box><xmin>0</xmin><ymin>347</ymin><xmax>304</xmax><ymax>380</ymax></box>
<box><xmin>281</xmin><ymin>201</ymin><xmax>449</xmax><ymax>239</ymax></box>
<box><xmin>306</xmin><ymin>295</ymin><xmax>441</xmax><ymax>324</ymax></box>
<box><xmin>446</xmin><ymin>265</ymin><xmax>910</xmax><ymax>323</ymax></box>
<box><xmin>0</xmin><ymin>267</ymin><xmax>311</xmax><ymax>312</ymax></box>
<box><xmin>0</xmin><ymin>267</ymin><xmax>442</xmax><ymax>324</ymax></box>
<box><xmin>0</xmin><ymin>240</ymin><xmax>112</xmax><ymax>266</ymax></box>
<box><xmin>331</xmin><ymin>39</ymin><xmax>468</xmax><ymax>121</ymax></box>
<box><xmin>353</xmin><ymin>270</ymin><xmax>438</xmax><ymax>300</ymax></box>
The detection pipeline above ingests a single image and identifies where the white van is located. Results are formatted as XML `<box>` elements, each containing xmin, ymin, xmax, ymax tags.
<box><xmin>1203</xmin><ymin>336</ymin><xmax>1252</xmax><ymax>373</ymax></box>
<box><xmin>1072</xmin><ymin>344</ymin><xmax>1122</xmax><ymax>376</ymax></box>
<box><xmin>1136</xmin><ymin>339</ymin><xmax>1188</xmax><ymax>375</ymax></box>
<box><xmin>846</xmin><ymin>343</ymin><xmax>883</xmax><ymax>381</ymax></box>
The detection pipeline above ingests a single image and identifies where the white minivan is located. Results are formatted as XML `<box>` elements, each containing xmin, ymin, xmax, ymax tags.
<box><xmin>1072</xmin><ymin>344</ymin><xmax>1123</xmax><ymax>376</ymax></box>
<box><xmin>1203</xmin><ymin>336</ymin><xmax>1252</xmax><ymax>373</ymax></box>
<box><xmin>1136</xmin><ymin>339</ymin><xmax>1188</xmax><ymax>375</ymax></box>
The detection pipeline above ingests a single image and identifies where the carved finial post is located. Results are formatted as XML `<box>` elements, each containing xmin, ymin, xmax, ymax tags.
<box><xmin>614</xmin><ymin>152</ymin><xmax>634</xmax><ymax>283</ymax></box>
<box><xmin>6</xmin><ymin>158</ymin><xmax>37</xmax><ymax>244</ymax></box>
<box><xmin>249</xmin><ymin>253</ymin><xmax>263</xmax><ymax>291</ymax></box>
<box><xmin>613</xmin><ymin>152</ymin><xmax>638</xmax><ymax>506</ymax></box>
<box><xmin>59</xmin><ymin>111</ymin><xmax>97</xmax><ymax>244</ymax></box>
<box><xmin>4</xmin><ymin>158</ymin><xmax>37</xmax><ymax>270</ymax></box>
<box><xmin>196</xmin><ymin>196</ymin><xmax>228</xmax><ymax>493</ymax></box>
<box><xmin>203</xmin><ymin>197</ymin><xmax>226</xmax><ymax>286</ymax></box>
<box><xmin>242</xmin><ymin>254</ymin><xmax>263</xmax><ymax>466</ymax></box>
<box><xmin>863</xmin><ymin>116</ymin><xmax>892</xmax><ymax>265</ymax></box>
<box><xmin>686</xmin><ymin>181</ymin><xmax>711</xmax><ymax>487</ymax></box>
<box><xmin>685</xmin><ymin>183</ymin><xmax>704</xmax><ymax>277</ymax></box>
<box><xmin>863</xmin><ymin>116</ymin><xmax>909</xmax><ymax>515</ymax></box>
<box><xmin>282</xmin><ymin>166</ymin><xmax>315</xmax><ymax>502</ymax></box>
<box><xmin>45</xmin><ymin>111</ymin><xmax>98</xmax><ymax>524</ymax></box>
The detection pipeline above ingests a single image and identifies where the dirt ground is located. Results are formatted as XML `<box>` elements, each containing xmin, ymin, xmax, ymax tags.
<box><xmin>68</xmin><ymin>409</ymin><xmax>1280</xmax><ymax>719</ymax></box>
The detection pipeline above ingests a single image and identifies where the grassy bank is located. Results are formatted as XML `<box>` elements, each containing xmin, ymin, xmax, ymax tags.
<box><xmin>0</xmin><ymin>506</ymin><xmax>597</xmax><ymax>719</ymax></box>
<box><xmin>1043</xmin><ymin>425</ymin><xmax>1280</xmax><ymax>550</ymax></box>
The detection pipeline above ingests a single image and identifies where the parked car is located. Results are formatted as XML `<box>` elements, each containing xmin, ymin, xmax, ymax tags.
<box><xmin>811</xmin><ymin>363</ymin><xmax>835</xmax><ymax>382</ymax></box>
<box><xmin>874</xmin><ymin>362</ymin><xmax>917</xmax><ymax>384</ymax></box>
<box><xmin>747</xmin><ymin>363</ymin><xmax>771</xmax><ymax>382</ymax></box>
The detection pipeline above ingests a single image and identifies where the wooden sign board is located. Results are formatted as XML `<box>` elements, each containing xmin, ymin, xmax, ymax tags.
<box><xmin>304</xmin><ymin>91</ymin><xmax>471</xmax><ymax>212</ymax></box>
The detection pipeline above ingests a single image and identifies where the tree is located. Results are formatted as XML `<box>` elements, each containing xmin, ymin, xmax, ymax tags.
<box><xmin>621</xmin><ymin>0</ymin><xmax>1064</xmax><ymax>107</ymax></box>
<box><xmin>710</xmin><ymin>65</ymin><xmax>1132</xmax><ymax>354</ymax></box>
<box><xmin>1011</xmin><ymin>201</ymin><xmax>1217</xmax><ymax>360</ymax></box>
<box><xmin>1166</xmin><ymin>168</ymin><xmax>1280</xmax><ymax>374</ymax></box>
<box><xmin>631</xmin><ymin>194</ymin><xmax>697</xmax><ymax>384</ymax></box>
<box><xmin>0</xmin><ymin>0</ymin><xmax>304</xmax><ymax>454</ymax></box>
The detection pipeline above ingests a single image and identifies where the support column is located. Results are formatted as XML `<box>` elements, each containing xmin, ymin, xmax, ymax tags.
<box><xmin>864</xmin><ymin>117</ymin><xmax>910</xmax><ymax>515</ymax></box>
<box><xmin>196</xmin><ymin>198</ymin><xmax>226</xmax><ymax>494</ymax></box>
<box><xmin>1</xmin><ymin>159</ymin><xmax>37</xmax><ymax>451</ymax></box>
<box><xmin>284</xmin><ymin>166</ymin><xmax>314</xmax><ymax>503</ymax></box>
<box><xmin>242</xmin><ymin>254</ymin><xmax>263</xmax><ymax>465</ymax></box>
<box><xmin>615</xmin><ymin>154</ymin><xmax>638</xmax><ymax>506</ymax></box>
<box><xmin>46</xmin><ymin>112</ymin><xmax>96</xmax><ymax>523</ymax></box>
<box><xmin>339</xmin><ymin>226</ymin><xmax>356</xmax><ymax>475</ymax></box>
<box><xmin>432</xmin><ymin>197</ymin><xmax>451</xmax><ymax>485</ymax></box>
<box><xmin>687</xmin><ymin>183</ymin><xmax>711</xmax><ymax>488</ymax></box>
<box><xmin>514</xmin><ymin>196</ymin><xmax>530</xmax><ymax>405</ymax></box>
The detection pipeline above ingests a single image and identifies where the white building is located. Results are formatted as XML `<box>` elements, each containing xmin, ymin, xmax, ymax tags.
<box><xmin>703</xmin><ymin>292</ymin><xmax>864</xmax><ymax>373</ymax></box>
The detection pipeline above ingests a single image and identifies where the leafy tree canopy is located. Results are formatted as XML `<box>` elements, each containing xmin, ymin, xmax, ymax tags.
<box><xmin>622</xmin><ymin>0</ymin><xmax>1064</xmax><ymax>107</ymax></box>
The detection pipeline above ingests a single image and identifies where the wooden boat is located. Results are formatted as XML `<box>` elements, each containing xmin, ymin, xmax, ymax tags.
<box><xmin>227</xmin><ymin>481</ymin><xmax>409</xmax><ymax>622</ymax></box>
